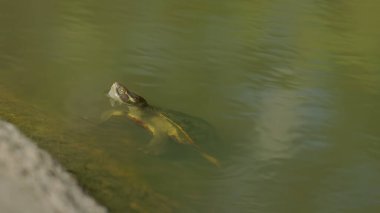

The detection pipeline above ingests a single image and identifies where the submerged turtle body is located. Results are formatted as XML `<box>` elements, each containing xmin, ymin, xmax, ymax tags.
<box><xmin>103</xmin><ymin>82</ymin><xmax>220</xmax><ymax>167</ymax></box>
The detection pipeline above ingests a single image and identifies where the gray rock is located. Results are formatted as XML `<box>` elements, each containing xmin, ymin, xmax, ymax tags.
<box><xmin>0</xmin><ymin>120</ymin><xmax>107</xmax><ymax>213</ymax></box>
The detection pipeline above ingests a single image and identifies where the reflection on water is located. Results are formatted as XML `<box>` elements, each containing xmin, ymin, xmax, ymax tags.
<box><xmin>1</xmin><ymin>0</ymin><xmax>380</xmax><ymax>212</ymax></box>
<box><xmin>255</xmin><ymin>89</ymin><xmax>301</xmax><ymax>161</ymax></box>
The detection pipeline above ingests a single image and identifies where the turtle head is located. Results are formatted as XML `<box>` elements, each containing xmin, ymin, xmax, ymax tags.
<box><xmin>107</xmin><ymin>82</ymin><xmax>148</xmax><ymax>107</ymax></box>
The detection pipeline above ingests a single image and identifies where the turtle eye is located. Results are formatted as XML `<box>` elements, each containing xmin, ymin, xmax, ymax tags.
<box><xmin>118</xmin><ymin>87</ymin><xmax>125</xmax><ymax>94</ymax></box>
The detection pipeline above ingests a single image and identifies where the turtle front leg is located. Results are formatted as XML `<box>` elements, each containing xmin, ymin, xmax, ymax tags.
<box><xmin>140</xmin><ymin>135</ymin><xmax>167</xmax><ymax>155</ymax></box>
<box><xmin>100</xmin><ymin>110</ymin><xmax>125</xmax><ymax>122</ymax></box>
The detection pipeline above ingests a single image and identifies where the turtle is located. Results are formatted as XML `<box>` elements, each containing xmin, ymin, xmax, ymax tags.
<box><xmin>102</xmin><ymin>82</ymin><xmax>220</xmax><ymax>167</ymax></box>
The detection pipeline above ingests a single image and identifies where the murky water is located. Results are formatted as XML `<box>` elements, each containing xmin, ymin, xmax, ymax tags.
<box><xmin>1</xmin><ymin>0</ymin><xmax>380</xmax><ymax>212</ymax></box>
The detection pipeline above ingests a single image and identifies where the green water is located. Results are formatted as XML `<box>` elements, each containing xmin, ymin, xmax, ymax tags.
<box><xmin>1</xmin><ymin>0</ymin><xmax>380</xmax><ymax>212</ymax></box>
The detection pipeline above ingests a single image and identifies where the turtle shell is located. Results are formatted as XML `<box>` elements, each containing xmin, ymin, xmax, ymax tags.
<box><xmin>155</xmin><ymin>107</ymin><xmax>218</xmax><ymax>148</ymax></box>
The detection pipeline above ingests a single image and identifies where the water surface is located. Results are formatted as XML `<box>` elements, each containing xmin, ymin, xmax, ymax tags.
<box><xmin>1</xmin><ymin>0</ymin><xmax>380</xmax><ymax>212</ymax></box>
